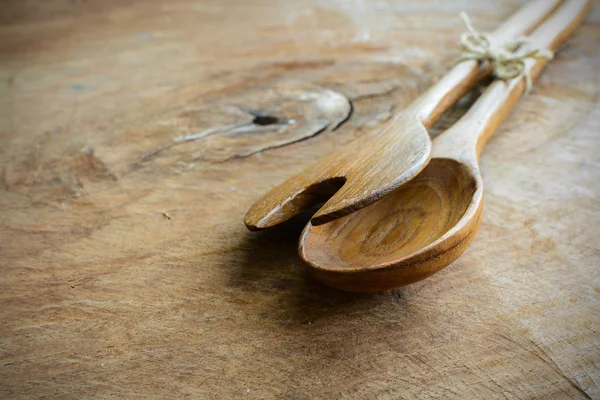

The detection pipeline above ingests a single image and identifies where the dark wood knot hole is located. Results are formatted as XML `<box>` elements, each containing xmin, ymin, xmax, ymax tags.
<box><xmin>252</xmin><ymin>114</ymin><xmax>279</xmax><ymax>126</ymax></box>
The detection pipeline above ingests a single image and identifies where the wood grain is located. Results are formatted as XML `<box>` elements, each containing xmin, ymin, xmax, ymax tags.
<box><xmin>1</xmin><ymin>0</ymin><xmax>599</xmax><ymax>398</ymax></box>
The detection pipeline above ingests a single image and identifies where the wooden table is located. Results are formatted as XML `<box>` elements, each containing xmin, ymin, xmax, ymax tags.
<box><xmin>1</xmin><ymin>1</ymin><xmax>599</xmax><ymax>398</ymax></box>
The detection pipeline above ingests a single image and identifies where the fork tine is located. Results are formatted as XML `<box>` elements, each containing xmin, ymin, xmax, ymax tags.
<box><xmin>243</xmin><ymin>166</ymin><xmax>346</xmax><ymax>231</ymax></box>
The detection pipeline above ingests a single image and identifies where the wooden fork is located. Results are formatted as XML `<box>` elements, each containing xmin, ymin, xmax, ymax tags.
<box><xmin>244</xmin><ymin>0</ymin><xmax>563</xmax><ymax>231</ymax></box>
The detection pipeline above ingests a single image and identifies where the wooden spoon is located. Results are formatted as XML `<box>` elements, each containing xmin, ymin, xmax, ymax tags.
<box><xmin>244</xmin><ymin>0</ymin><xmax>563</xmax><ymax>231</ymax></box>
<box><xmin>299</xmin><ymin>0</ymin><xmax>590</xmax><ymax>292</ymax></box>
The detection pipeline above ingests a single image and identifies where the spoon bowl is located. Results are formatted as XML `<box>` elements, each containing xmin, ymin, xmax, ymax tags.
<box><xmin>300</xmin><ymin>158</ymin><xmax>482</xmax><ymax>292</ymax></box>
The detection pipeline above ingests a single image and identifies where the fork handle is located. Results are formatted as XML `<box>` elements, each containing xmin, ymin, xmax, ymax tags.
<box><xmin>434</xmin><ymin>0</ymin><xmax>590</xmax><ymax>161</ymax></box>
<box><xmin>413</xmin><ymin>0</ymin><xmax>564</xmax><ymax>128</ymax></box>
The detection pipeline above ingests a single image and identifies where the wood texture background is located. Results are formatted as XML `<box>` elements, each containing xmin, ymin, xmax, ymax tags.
<box><xmin>1</xmin><ymin>0</ymin><xmax>599</xmax><ymax>398</ymax></box>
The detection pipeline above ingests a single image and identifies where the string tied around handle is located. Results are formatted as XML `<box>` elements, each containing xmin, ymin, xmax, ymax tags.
<box><xmin>458</xmin><ymin>12</ymin><xmax>554</xmax><ymax>93</ymax></box>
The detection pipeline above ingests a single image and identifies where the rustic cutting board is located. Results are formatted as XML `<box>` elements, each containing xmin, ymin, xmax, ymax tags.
<box><xmin>1</xmin><ymin>0</ymin><xmax>599</xmax><ymax>398</ymax></box>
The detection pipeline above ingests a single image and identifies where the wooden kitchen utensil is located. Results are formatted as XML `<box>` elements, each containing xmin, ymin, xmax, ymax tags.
<box><xmin>299</xmin><ymin>0</ymin><xmax>590</xmax><ymax>292</ymax></box>
<box><xmin>244</xmin><ymin>0</ymin><xmax>563</xmax><ymax>231</ymax></box>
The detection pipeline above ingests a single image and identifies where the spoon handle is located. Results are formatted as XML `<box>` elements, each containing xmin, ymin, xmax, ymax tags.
<box><xmin>413</xmin><ymin>0</ymin><xmax>564</xmax><ymax>128</ymax></box>
<box><xmin>433</xmin><ymin>0</ymin><xmax>590</xmax><ymax>161</ymax></box>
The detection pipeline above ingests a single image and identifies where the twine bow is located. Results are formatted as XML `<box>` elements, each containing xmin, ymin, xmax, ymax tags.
<box><xmin>459</xmin><ymin>12</ymin><xmax>554</xmax><ymax>93</ymax></box>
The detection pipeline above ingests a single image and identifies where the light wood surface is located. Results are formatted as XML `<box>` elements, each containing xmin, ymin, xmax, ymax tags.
<box><xmin>1</xmin><ymin>0</ymin><xmax>599</xmax><ymax>399</ymax></box>
<box><xmin>244</xmin><ymin>0</ymin><xmax>563</xmax><ymax>229</ymax></box>
<box><xmin>300</xmin><ymin>0</ymin><xmax>591</xmax><ymax>292</ymax></box>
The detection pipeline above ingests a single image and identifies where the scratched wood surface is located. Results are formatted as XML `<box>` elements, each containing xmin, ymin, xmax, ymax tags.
<box><xmin>1</xmin><ymin>0</ymin><xmax>599</xmax><ymax>398</ymax></box>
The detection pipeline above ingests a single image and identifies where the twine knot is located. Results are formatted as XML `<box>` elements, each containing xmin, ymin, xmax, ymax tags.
<box><xmin>458</xmin><ymin>12</ymin><xmax>553</xmax><ymax>93</ymax></box>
